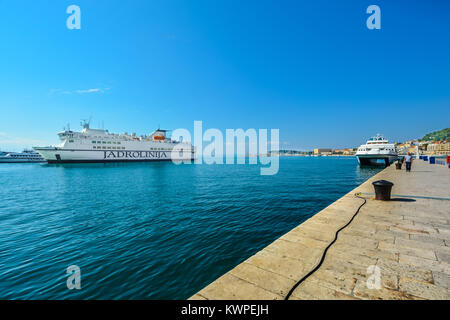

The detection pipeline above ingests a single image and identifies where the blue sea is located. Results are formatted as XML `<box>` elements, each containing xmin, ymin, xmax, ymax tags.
<box><xmin>0</xmin><ymin>157</ymin><xmax>381</xmax><ymax>299</ymax></box>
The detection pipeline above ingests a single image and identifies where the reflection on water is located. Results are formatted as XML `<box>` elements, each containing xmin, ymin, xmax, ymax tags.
<box><xmin>355</xmin><ymin>164</ymin><xmax>384</xmax><ymax>181</ymax></box>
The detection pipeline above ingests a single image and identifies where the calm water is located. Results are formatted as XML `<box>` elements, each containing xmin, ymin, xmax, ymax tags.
<box><xmin>0</xmin><ymin>157</ymin><xmax>381</xmax><ymax>299</ymax></box>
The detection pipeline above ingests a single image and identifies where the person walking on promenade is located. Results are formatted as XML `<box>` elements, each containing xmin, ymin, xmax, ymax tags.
<box><xmin>404</xmin><ymin>153</ymin><xmax>413</xmax><ymax>172</ymax></box>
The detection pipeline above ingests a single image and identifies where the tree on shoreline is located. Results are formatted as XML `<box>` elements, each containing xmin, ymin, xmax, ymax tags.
<box><xmin>420</xmin><ymin>128</ymin><xmax>450</xmax><ymax>142</ymax></box>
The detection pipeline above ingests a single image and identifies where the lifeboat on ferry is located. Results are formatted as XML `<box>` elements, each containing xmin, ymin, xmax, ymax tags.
<box><xmin>153</xmin><ymin>135</ymin><xmax>165</xmax><ymax>141</ymax></box>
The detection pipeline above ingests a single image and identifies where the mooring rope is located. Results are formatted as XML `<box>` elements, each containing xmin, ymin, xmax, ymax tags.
<box><xmin>284</xmin><ymin>193</ymin><xmax>367</xmax><ymax>300</ymax></box>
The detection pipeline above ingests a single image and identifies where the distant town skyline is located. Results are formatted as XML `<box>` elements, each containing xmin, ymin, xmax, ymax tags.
<box><xmin>1</xmin><ymin>0</ymin><xmax>449</xmax><ymax>152</ymax></box>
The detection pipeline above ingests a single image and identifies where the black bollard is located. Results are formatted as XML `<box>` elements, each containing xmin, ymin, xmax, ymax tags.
<box><xmin>372</xmin><ymin>180</ymin><xmax>394</xmax><ymax>201</ymax></box>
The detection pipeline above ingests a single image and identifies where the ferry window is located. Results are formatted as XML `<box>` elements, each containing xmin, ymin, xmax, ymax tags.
<box><xmin>92</xmin><ymin>141</ymin><xmax>96</xmax><ymax>143</ymax></box>
<box><xmin>97</xmin><ymin>141</ymin><xmax>101</xmax><ymax>143</ymax></box>
<box><xmin>69</xmin><ymin>140</ymin><xmax>74</xmax><ymax>143</ymax></box>
<box><xmin>108</xmin><ymin>141</ymin><xmax>111</xmax><ymax>144</ymax></box>
<box><xmin>102</xmin><ymin>141</ymin><xmax>106</xmax><ymax>144</ymax></box>
<box><xmin>117</xmin><ymin>142</ymin><xmax>121</xmax><ymax>144</ymax></box>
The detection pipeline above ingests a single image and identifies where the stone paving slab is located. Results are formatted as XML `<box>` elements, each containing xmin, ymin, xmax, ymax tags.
<box><xmin>191</xmin><ymin>159</ymin><xmax>450</xmax><ymax>300</ymax></box>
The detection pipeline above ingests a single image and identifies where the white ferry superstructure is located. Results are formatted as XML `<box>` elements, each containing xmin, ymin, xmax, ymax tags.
<box><xmin>355</xmin><ymin>134</ymin><xmax>398</xmax><ymax>166</ymax></box>
<box><xmin>34</xmin><ymin>121</ymin><xmax>195</xmax><ymax>164</ymax></box>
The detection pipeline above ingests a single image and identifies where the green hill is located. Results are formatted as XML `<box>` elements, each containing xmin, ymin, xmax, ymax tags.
<box><xmin>420</xmin><ymin>128</ymin><xmax>450</xmax><ymax>141</ymax></box>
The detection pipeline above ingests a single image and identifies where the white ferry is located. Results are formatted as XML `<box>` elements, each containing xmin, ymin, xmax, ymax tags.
<box><xmin>34</xmin><ymin>121</ymin><xmax>195</xmax><ymax>164</ymax></box>
<box><xmin>355</xmin><ymin>134</ymin><xmax>398</xmax><ymax>166</ymax></box>
<box><xmin>0</xmin><ymin>150</ymin><xmax>45</xmax><ymax>163</ymax></box>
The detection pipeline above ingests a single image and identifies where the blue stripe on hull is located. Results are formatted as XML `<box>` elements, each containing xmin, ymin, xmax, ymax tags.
<box><xmin>0</xmin><ymin>160</ymin><xmax>46</xmax><ymax>163</ymax></box>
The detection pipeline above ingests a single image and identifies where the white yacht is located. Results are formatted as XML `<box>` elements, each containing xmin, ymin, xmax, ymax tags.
<box><xmin>355</xmin><ymin>134</ymin><xmax>398</xmax><ymax>166</ymax></box>
<box><xmin>0</xmin><ymin>150</ymin><xmax>45</xmax><ymax>163</ymax></box>
<box><xmin>34</xmin><ymin>121</ymin><xmax>195</xmax><ymax>164</ymax></box>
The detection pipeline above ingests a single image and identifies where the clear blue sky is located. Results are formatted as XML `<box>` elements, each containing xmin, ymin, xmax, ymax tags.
<box><xmin>0</xmin><ymin>0</ymin><xmax>449</xmax><ymax>151</ymax></box>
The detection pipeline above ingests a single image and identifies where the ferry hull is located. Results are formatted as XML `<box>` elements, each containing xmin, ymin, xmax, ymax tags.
<box><xmin>356</xmin><ymin>154</ymin><xmax>398</xmax><ymax>166</ymax></box>
<box><xmin>46</xmin><ymin>159</ymin><xmax>175</xmax><ymax>164</ymax></box>
<box><xmin>34</xmin><ymin>148</ymin><xmax>195</xmax><ymax>163</ymax></box>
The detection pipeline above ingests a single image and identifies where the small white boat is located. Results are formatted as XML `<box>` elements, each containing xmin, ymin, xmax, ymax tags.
<box><xmin>0</xmin><ymin>149</ymin><xmax>46</xmax><ymax>163</ymax></box>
